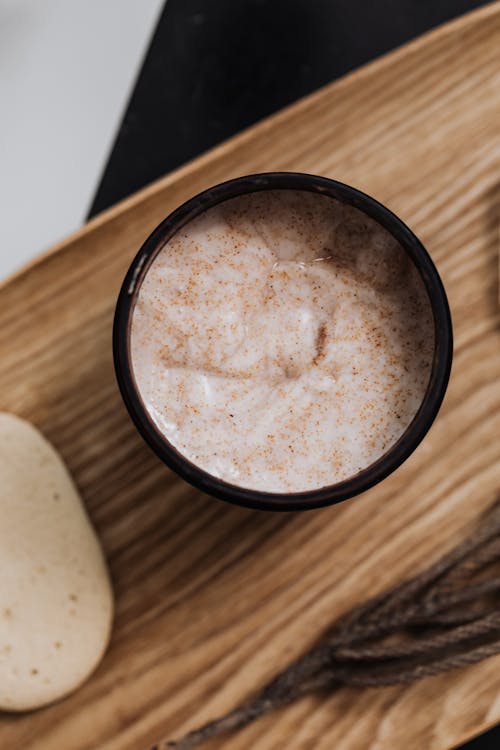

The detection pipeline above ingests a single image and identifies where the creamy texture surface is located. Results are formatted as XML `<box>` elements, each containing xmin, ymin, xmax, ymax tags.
<box><xmin>131</xmin><ymin>191</ymin><xmax>434</xmax><ymax>492</ymax></box>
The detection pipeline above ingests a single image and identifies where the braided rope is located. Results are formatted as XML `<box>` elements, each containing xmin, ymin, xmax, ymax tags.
<box><xmin>155</xmin><ymin>496</ymin><xmax>500</xmax><ymax>750</ymax></box>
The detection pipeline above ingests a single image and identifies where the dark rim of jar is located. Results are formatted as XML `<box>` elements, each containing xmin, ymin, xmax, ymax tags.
<box><xmin>113</xmin><ymin>172</ymin><xmax>453</xmax><ymax>511</ymax></box>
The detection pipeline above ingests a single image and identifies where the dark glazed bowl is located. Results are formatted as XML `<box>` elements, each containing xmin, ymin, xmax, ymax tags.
<box><xmin>113</xmin><ymin>172</ymin><xmax>453</xmax><ymax>511</ymax></box>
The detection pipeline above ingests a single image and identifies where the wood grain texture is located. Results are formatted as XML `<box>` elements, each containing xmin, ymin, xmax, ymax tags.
<box><xmin>1</xmin><ymin>4</ymin><xmax>499</xmax><ymax>749</ymax></box>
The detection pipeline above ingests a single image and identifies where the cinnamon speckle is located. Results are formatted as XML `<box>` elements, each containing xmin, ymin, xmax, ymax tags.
<box><xmin>131</xmin><ymin>191</ymin><xmax>434</xmax><ymax>492</ymax></box>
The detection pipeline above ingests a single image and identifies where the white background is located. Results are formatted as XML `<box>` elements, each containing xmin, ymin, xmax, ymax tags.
<box><xmin>0</xmin><ymin>0</ymin><xmax>164</xmax><ymax>280</ymax></box>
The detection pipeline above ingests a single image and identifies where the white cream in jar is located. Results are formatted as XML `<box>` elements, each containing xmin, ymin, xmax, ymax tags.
<box><xmin>131</xmin><ymin>191</ymin><xmax>434</xmax><ymax>492</ymax></box>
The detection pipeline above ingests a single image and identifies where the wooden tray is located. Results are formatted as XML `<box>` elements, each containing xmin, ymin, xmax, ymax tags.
<box><xmin>1</xmin><ymin>4</ymin><xmax>499</xmax><ymax>748</ymax></box>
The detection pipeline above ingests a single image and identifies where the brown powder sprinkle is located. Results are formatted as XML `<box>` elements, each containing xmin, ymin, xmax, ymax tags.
<box><xmin>131</xmin><ymin>190</ymin><xmax>434</xmax><ymax>493</ymax></box>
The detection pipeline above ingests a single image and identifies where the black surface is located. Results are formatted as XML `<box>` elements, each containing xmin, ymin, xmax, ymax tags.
<box><xmin>90</xmin><ymin>1</ymin><xmax>500</xmax><ymax>747</ymax></box>
<box><xmin>88</xmin><ymin>0</ymin><xmax>489</xmax><ymax>217</ymax></box>
<box><xmin>464</xmin><ymin>727</ymin><xmax>500</xmax><ymax>750</ymax></box>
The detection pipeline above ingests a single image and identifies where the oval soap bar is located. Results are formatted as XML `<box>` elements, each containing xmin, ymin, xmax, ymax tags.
<box><xmin>0</xmin><ymin>413</ymin><xmax>113</xmax><ymax>711</ymax></box>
